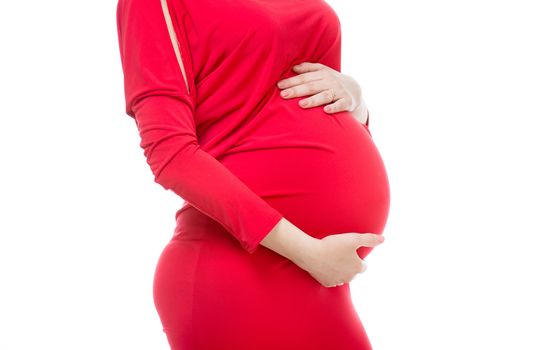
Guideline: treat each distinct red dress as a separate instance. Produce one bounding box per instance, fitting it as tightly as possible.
[116,0,390,348]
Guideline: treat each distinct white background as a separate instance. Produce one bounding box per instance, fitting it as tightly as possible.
[1,0,537,349]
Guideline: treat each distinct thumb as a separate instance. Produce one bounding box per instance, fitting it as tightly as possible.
[359,259,368,273]
[355,233,384,248]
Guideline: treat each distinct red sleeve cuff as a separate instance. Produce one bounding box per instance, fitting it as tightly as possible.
[242,211,284,254]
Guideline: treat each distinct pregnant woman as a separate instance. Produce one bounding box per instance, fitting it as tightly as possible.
[115,0,390,349]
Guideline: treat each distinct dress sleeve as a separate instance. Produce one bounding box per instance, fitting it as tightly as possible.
[116,0,283,253]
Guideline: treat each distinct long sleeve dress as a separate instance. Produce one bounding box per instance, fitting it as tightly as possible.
[116,0,390,349]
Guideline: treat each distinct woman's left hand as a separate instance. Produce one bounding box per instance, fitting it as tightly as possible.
[276,62,364,115]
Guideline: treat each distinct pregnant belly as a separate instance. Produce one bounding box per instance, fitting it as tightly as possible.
[160,94,390,343]
[219,93,391,259]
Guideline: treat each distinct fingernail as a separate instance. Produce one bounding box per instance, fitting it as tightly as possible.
[378,235,385,242]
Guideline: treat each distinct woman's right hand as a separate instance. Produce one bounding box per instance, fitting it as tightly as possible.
[259,218,384,287]
[301,233,385,288]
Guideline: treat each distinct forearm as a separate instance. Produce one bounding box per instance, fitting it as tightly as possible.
[259,217,321,268]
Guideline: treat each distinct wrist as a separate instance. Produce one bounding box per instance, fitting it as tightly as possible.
[290,231,322,270]
[260,217,321,266]
[351,96,369,125]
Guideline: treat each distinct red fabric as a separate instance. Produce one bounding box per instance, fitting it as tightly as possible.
[116,0,283,253]
[116,0,390,348]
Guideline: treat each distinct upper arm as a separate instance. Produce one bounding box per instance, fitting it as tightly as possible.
[116,0,194,119]
[115,0,283,254]
[160,0,190,94]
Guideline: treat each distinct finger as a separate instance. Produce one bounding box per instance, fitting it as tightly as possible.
[298,89,336,109]
[323,96,352,114]
[277,70,324,90]
[355,233,385,248]
[292,62,328,74]
[282,79,330,100]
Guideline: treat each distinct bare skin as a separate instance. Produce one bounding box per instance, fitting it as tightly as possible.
[276,62,370,125]
[161,4,381,288]
[260,217,384,288]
